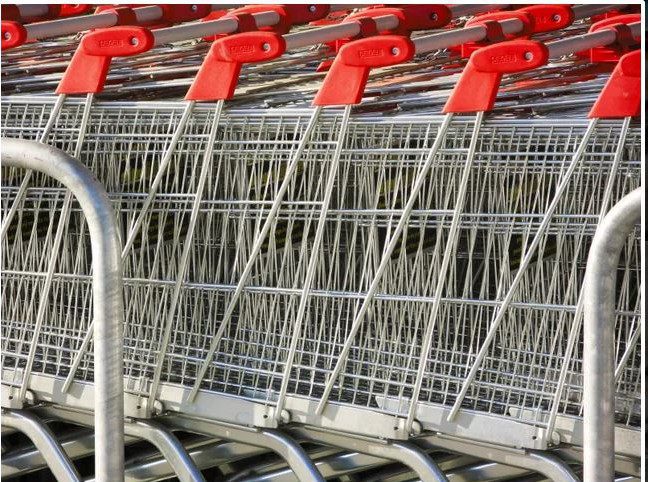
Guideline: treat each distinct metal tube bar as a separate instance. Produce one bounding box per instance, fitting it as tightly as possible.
[17,4,49,18]
[416,435,579,482]
[413,19,523,54]
[124,419,206,482]
[2,429,141,478]
[284,15,399,50]
[2,138,125,482]
[167,417,325,482]
[583,188,641,482]
[1,409,82,482]
[289,427,448,482]
[571,4,627,20]
[448,4,508,17]
[547,22,641,58]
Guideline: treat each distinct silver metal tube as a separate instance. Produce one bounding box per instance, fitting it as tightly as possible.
[1,139,125,482]
[1,409,82,482]
[134,6,165,24]
[284,15,399,50]
[23,6,162,40]
[168,417,325,482]
[417,436,579,482]
[124,420,206,482]
[289,427,448,482]
[413,19,523,54]
[25,12,118,39]
[572,4,626,20]
[583,188,641,482]
[152,12,279,46]
[547,22,641,58]
[448,4,508,17]
[17,4,49,18]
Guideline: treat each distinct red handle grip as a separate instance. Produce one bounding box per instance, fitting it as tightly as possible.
[444,40,550,113]
[344,5,452,35]
[589,49,641,118]
[314,35,416,106]
[1,21,27,50]
[59,5,93,17]
[186,31,287,101]
[57,26,155,94]
[578,14,641,62]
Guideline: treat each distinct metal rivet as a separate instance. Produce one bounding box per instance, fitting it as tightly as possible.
[430,13,438,21]
[391,47,400,55]
[130,37,139,46]
[262,42,271,51]
[524,51,533,61]
[3,32,11,41]
[191,4,198,11]
[308,5,316,12]
[552,14,561,22]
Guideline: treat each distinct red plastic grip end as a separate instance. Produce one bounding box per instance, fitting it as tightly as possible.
[159,4,211,23]
[579,14,641,63]
[444,40,549,113]
[1,5,20,22]
[517,5,574,33]
[283,4,331,24]
[186,31,287,101]
[1,21,27,50]
[589,50,641,119]
[60,4,92,17]
[344,5,452,34]
[56,26,154,95]
[314,35,415,107]
[459,11,535,57]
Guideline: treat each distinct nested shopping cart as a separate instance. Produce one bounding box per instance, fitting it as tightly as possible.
[1,4,643,482]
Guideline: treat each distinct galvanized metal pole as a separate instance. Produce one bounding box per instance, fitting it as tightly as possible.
[583,188,641,482]
[2,138,125,482]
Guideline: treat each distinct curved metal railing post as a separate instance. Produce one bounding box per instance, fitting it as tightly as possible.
[1,408,82,482]
[583,187,642,482]
[1,138,125,482]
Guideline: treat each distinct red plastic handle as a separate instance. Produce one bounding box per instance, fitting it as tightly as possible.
[1,20,27,50]
[457,11,536,57]
[444,39,550,113]
[1,5,20,22]
[344,5,452,34]
[95,4,211,27]
[5,4,62,22]
[314,35,416,106]
[229,5,330,34]
[186,31,287,101]
[517,5,574,33]
[589,49,641,118]
[57,26,155,94]
[159,4,211,23]
[577,14,641,63]
[59,4,93,17]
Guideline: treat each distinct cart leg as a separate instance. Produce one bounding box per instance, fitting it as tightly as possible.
[1,408,82,482]
[125,419,206,482]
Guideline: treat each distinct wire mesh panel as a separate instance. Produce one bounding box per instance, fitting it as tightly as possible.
[1,97,642,448]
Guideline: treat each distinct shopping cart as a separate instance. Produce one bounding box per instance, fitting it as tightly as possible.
[1,4,643,481]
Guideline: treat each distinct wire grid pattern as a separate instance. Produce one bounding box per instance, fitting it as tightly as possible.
[1,97,641,433]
